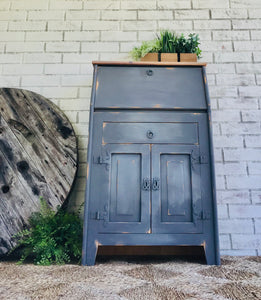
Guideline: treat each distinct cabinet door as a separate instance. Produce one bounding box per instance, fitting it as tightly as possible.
[89,144,150,233]
[151,145,203,233]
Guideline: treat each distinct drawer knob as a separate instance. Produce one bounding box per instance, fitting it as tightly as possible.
[147,130,154,139]
[146,69,153,76]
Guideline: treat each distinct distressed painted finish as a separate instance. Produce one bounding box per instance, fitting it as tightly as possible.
[90,143,150,234]
[95,66,207,110]
[152,145,202,234]
[82,62,220,266]
[0,88,77,255]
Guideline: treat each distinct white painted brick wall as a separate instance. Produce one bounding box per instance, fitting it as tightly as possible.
[0,0,260,256]
[252,191,261,205]
[211,9,247,19]
[217,191,250,204]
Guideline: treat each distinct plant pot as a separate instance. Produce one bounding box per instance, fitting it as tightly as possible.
[179,53,197,62]
[160,53,178,62]
[140,53,158,62]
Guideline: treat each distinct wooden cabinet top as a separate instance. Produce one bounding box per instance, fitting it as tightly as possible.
[92,61,207,67]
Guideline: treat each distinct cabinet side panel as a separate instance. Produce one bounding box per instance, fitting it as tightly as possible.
[82,65,98,266]
[202,66,220,265]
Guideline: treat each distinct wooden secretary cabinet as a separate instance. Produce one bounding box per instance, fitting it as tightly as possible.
[82,61,220,266]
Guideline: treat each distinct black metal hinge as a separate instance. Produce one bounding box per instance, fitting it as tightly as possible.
[93,155,110,170]
[191,151,208,165]
[90,205,108,227]
[95,211,108,220]
[90,210,108,228]
[200,210,211,220]
[194,209,211,220]
[93,155,110,164]
[199,155,208,164]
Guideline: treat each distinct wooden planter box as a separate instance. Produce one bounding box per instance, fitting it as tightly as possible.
[180,53,197,62]
[160,53,178,62]
[140,53,158,62]
[140,53,197,62]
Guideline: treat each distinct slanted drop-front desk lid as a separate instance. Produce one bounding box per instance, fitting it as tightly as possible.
[93,61,208,110]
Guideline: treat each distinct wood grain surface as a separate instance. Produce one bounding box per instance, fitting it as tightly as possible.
[0,88,78,255]
[92,61,207,66]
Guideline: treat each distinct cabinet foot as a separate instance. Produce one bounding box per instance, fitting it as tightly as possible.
[83,240,98,266]
[204,241,220,265]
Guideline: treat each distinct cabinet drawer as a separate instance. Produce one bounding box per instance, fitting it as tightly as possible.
[102,122,198,144]
[95,66,207,109]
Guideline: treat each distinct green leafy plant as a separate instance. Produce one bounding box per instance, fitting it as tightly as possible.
[176,33,201,57]
[130,39,161,60]
[12,197,83,265]
[157,30,178,53]
[175,33,186,54]
[130,30,202,60]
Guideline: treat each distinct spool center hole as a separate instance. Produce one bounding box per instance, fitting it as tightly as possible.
[1,185,10,194]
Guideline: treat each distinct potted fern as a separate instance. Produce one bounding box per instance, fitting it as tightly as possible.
[130,31,201,62]
[10,197,83,265]
[130,39,161,62]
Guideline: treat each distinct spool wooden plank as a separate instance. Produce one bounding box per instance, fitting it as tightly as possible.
[0,88,78,255]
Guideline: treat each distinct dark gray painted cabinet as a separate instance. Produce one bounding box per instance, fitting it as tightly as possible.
[82,62,220,266]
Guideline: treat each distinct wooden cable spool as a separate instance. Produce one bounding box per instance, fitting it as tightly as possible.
[0,88,78,255]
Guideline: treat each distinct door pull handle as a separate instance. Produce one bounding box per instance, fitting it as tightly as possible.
[142,178,151,190]
[152,178,160,190]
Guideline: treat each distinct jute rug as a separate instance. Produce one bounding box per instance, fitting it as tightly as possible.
[0,256,260,299]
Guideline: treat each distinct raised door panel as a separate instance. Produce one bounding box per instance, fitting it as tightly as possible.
[89,144,150,234]
[152,145,203,234]
[109,153,141,222]
[160,154,192,223]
